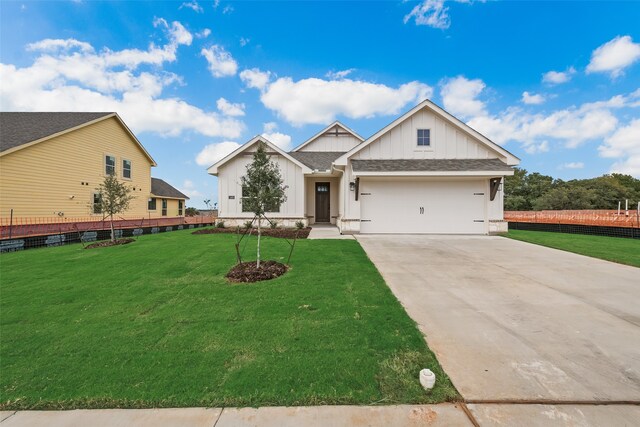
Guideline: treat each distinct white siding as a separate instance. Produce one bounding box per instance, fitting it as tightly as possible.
[217,149,304,219]
[351,107,504,162]
[299,125,362,152]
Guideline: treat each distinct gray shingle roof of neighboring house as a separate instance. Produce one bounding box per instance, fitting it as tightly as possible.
[287,151,346,171]
[151,178,189,200]
[0,112,114,152]
[351,158,513,172]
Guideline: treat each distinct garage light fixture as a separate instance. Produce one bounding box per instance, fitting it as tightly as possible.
[349,181,355,191]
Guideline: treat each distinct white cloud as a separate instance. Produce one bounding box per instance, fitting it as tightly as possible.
[261,122,291,150]
[559,162,584,169]
[404,0,451,29]
[195,28,211,39]
[524,140,549,154]
[196,141,241,166]
[216,97,245,116]
[542,67,576,85]
[258,77,433,126]
[440,76,486,119]
[222,5,233,14]
[521,91,545,105]
[239,68,272,90]
[179,179,203,198]
[599,119,640,176]
[239,37,250,47]
[180,1,203,13]
[326,69,355,80]
[441,76,638,155]
[586,35,640,78]
[201,45,238,77]
[0,20,243,139]
[27,38,94,53]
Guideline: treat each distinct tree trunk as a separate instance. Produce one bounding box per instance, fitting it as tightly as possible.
[256,215,261,269]
[110,214,116,242]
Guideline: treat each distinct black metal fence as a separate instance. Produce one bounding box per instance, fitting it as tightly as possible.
[0,222,214,253]
[508,221,640,239]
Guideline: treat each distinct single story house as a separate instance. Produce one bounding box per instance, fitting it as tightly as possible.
[208,99,520,234]
[0,112,188,220]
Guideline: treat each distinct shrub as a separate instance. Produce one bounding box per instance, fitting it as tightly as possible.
[269,220,279,229]
[243,220,254,230]
[216,220,226,229]
[295,220,305,230]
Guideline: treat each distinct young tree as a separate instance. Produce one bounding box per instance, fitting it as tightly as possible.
[240,142,287,268]
[95,174,135,242]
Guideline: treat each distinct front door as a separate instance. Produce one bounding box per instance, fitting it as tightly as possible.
[315,182,330,223]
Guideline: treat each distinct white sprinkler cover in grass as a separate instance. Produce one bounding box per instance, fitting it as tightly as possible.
[419,369,436,390]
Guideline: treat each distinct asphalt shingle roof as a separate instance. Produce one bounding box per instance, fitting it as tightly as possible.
[351,158,513,173]
[288,151,345,171]
[151,178,189,200]
[0,112,113,152]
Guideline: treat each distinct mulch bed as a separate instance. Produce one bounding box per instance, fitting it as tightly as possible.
[226,260,289,283]
[193,227,311,239]
[85,238,135,249]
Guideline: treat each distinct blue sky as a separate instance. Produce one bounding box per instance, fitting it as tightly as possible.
[1,1,639,208]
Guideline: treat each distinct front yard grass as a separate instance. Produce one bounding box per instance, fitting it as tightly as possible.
[505,229,640,268]
[0,229,458,409]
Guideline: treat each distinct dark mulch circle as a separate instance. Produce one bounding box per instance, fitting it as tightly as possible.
[193,227,311,239]
[226,260,289,283]
[85,238,135,249]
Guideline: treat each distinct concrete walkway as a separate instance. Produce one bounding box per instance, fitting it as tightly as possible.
[307,224,354,239]
[356,234,640,424]
[0,404,472,426]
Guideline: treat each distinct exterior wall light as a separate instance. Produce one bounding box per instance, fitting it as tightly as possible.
[349,181,356,191]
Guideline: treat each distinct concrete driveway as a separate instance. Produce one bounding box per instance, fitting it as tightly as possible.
[357,235,640,423]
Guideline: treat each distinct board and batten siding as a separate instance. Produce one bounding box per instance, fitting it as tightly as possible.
[351,108,506,162]
[217,150,304,219]
[298,128,362,152]
[0,117,154,220]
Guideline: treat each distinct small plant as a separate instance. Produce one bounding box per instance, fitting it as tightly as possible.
[270,220,279,229]
[295,220,305,230]
[243,220,254,230]
[216,220,226,229]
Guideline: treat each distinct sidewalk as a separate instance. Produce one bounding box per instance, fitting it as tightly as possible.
[307,224,354,239]
[0,404,471,427]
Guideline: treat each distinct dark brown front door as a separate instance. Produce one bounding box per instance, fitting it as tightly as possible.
[315,182,330,222]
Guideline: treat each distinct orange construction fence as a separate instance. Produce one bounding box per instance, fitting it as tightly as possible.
[505,210,640,229]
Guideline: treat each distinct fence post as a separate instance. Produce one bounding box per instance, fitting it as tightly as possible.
[9,209,14,240]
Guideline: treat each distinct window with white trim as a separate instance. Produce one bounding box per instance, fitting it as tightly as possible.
[417,129,431,146]
[92,192,102,214]
[122,159,131,179]
[105,155,116,175]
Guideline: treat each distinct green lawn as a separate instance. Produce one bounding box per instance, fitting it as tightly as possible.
[0,229,458,410]
[505,230,640,267]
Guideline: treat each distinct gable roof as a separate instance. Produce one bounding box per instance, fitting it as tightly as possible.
[288,151,345,171]
[334,99,520,166]
[351,158,514,174]
[151,178,189,200]
[207,135,312,175]
[0,112,157,165]
[291,121,364,152]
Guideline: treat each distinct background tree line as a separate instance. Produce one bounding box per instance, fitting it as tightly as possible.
[504,168,640,211]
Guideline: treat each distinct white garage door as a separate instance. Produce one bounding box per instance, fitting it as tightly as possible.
[360,180,487,234]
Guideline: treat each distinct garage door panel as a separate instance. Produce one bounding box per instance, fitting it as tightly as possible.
[360,180,486,234]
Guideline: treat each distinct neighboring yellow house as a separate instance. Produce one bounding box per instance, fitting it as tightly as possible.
[0,112,188,221]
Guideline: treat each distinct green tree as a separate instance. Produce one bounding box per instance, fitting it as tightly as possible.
[95,174,135,242]
[240,142,287,268]
[185,207,200,216]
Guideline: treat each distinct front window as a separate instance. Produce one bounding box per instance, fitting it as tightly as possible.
[105,155,116,175]
[148,198,156,210]
[122,159,131,179]
[241,186,280,213]
[162,199,167,216]
[417,129,431,146]
[92,193,102,214]
[178,200,183,216]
